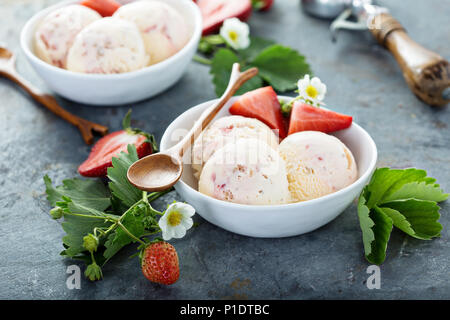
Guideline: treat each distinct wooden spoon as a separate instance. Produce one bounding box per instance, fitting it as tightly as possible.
[0,46,108,144]
[127,63,259,192]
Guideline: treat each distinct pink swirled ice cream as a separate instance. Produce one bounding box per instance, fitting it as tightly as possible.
[113,0,189,65]
[66,17,148,74]
[34,4,101,68]
[198,139,290,205]
[191,115,280,179]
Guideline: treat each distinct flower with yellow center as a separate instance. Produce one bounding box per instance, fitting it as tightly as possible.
[158,202,195,241]
[220,18,250,50]
[297,75,327,106]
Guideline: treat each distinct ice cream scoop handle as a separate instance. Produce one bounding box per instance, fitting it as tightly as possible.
[370,13,450,106]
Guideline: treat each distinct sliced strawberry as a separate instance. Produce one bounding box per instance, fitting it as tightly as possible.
[197,0,252,35]
[80,0,121,17]
[78,130,152,177]
[288,102,353,135]
[229,86,287,138]
[252,0,274,11]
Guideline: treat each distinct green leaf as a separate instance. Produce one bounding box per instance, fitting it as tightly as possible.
[103,204,146,262]
[357,188,393,265]
[44,175,110,211]
[380,181,448,204]
[367,168,429,208]
[238,36,276,63]
[367,206,393,265]
[357,167,447,264]
[62,213,112,257]
[210,48,263,96]
[107,144,142,207]
[250,44,312,92]
[380,199,442,240]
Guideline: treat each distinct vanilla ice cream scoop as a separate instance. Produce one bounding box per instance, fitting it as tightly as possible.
[199,139,290,205]
[113,0,190,65]
[279,131,358,202]
[66,17,148,74]
[34,5,101,68]
[191,115,280,179]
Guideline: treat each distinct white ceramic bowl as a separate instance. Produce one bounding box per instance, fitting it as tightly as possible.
[20,0,202,106]
[161,97,378,238]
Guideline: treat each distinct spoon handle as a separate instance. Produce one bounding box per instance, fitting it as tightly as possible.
[171,63,259,158]
[2,70,108,144]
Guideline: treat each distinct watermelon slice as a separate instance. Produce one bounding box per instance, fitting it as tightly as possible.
[288,102,352,135]
[197,0,252,35]
[229,86,287,138]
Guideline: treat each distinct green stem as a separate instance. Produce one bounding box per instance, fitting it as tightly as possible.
[147,188,172,202]
[193,54,212,65]
[117,221,146,246]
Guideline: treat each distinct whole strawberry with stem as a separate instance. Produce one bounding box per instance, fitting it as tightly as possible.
[141,241,179,285]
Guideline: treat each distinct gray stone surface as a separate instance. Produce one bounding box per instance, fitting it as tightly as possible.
[0,0,449,300]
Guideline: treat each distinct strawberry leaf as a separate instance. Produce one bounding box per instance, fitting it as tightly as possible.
[357,168,447,265]
[237,36,276,63]
[250,44,312,92]
[380,199,442,240]
[107,144,142,207]
[44,175,110,211]
[210,48,263,96]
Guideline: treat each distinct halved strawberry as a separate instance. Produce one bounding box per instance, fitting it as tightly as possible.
[288,102,353,135]
[229,86,287,138]
[80,0,121,17]
[197,0,252,35]
[78,111,156,177]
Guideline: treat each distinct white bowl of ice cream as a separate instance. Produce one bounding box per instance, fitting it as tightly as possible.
[160,96,377,238]
[20,0,202,105]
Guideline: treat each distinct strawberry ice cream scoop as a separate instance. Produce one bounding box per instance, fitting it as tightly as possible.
[191,115,280,179]
[199,139,290,205]
[113,1,189,65]
[66,17,148,74]
[279,131,358,202]
[34,5,101,68]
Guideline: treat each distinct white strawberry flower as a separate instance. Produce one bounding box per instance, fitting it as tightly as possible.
[297,75,327,105]
[158,202,195,241]
[220,18,250,50]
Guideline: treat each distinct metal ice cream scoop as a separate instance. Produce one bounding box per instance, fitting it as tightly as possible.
[301,0,450,106]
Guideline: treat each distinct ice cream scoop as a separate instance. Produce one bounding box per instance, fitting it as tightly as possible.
[34,4,101,68]
[66,17,148,74]
[191,115,279,179]
[279,131,357,202]
[199,138,290,205]
[113,0,189,65]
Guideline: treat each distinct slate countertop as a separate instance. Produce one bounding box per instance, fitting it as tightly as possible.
[0,0,449,299]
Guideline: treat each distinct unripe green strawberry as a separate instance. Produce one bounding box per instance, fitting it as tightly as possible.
[83,234,99,253]
[50,207,63,219]
[141,242,179,285]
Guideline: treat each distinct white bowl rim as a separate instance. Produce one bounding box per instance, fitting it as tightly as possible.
[20,0,202,79]
[162,96,378,210]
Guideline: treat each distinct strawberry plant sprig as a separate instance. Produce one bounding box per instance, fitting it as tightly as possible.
[45,116,196,284]
[194,18,312,96]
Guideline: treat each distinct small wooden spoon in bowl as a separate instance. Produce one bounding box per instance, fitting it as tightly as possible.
[127,63,258,192]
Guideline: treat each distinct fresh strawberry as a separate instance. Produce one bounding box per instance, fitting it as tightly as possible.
[141,241,179,285]
[229,86,287,138]
[252,0,274,11]
[288,102,353,135]
[197,0,252,35]
[80,0,121,17]
[78,111,156,177]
